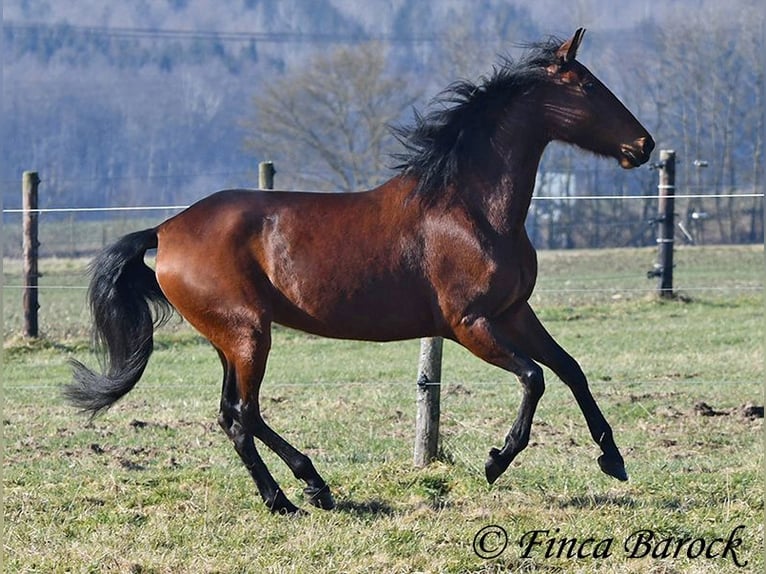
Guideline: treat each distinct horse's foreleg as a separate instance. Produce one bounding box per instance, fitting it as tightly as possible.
[501,303,627,481]
[452,315,546,484]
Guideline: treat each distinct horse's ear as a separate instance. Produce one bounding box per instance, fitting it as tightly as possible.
[557,28,586,63]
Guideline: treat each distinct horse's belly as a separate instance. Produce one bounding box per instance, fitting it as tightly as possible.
[270,278,436,342]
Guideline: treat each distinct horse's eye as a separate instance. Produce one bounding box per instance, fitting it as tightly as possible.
[581,81,596,94]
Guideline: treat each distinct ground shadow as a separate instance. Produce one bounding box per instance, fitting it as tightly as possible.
[555,493,638,509]
[335,498,395,517]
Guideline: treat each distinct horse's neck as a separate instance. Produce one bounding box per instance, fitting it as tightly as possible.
[469,137,547,237]
[457,94,549,236]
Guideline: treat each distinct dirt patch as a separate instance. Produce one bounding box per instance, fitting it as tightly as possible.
[444,383,472,397]
[654,401,763,420]
[738,403,765,419]
[694,401,763,419]
[693,401,728,417]
[129,419,172,431]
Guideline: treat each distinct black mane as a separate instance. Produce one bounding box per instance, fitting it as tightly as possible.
[393,37,564,200]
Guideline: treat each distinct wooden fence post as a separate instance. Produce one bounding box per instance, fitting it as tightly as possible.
[656,150,676,298]
[414,336,442,467]
[22,171,41,338]
[259,161,275,190]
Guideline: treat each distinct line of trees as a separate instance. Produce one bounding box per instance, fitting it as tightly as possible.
[2,3,762,248]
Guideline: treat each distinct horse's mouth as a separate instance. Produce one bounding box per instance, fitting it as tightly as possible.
[619,150,642,169]
[619,137,654,169]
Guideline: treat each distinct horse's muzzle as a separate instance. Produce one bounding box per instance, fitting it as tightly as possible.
[619,136,655,169]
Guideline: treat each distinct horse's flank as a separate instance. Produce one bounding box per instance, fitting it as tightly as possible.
[156,180,445,343]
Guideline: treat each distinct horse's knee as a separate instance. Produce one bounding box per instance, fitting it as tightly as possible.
[236,400,261,430]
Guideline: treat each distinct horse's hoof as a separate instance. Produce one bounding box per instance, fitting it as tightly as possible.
[598,455,628,481]
[267,492,302,515]
[304,485,336,510]
[485,448,509,485]
[269,502,303,515]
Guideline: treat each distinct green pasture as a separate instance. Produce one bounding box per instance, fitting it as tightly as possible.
[3,245,764,573]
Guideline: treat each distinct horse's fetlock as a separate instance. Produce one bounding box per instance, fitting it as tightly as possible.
[292,453,317,481]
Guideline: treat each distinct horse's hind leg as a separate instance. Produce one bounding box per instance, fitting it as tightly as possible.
[245,406,335,509]
[502,303,627,481]
[223,325,335,511]
[215,349,299,514]
[250,416,335,510]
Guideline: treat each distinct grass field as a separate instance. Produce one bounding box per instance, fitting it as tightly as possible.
[3,245,764,573]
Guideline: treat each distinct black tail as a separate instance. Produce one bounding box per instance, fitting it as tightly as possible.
[65,228,173,416]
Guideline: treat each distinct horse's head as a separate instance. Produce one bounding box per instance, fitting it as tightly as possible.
[540,28,654,169]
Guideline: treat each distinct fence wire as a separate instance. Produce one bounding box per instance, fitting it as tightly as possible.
[2,191,763,258]
[2,192,762,214]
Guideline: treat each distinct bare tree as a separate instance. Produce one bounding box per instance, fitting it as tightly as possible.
[243,42,420,191]
[630,5,764,244]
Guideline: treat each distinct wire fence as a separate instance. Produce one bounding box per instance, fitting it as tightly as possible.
[2,192,763,213]
[3,191,763,258]
[2,192,763,350]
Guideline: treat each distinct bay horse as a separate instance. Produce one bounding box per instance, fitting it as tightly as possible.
[67,29,654,514]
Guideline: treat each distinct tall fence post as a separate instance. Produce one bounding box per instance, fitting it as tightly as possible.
[414,336,442,467]
[22,171,41,338]
[656,150,676,298]
[259,161,275,190]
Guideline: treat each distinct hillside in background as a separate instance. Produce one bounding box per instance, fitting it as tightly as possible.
[2,0,539,208]
[1,0,763,246]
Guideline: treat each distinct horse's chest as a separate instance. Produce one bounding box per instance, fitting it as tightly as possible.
[437,234,538,317]
[489,244,538,307]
